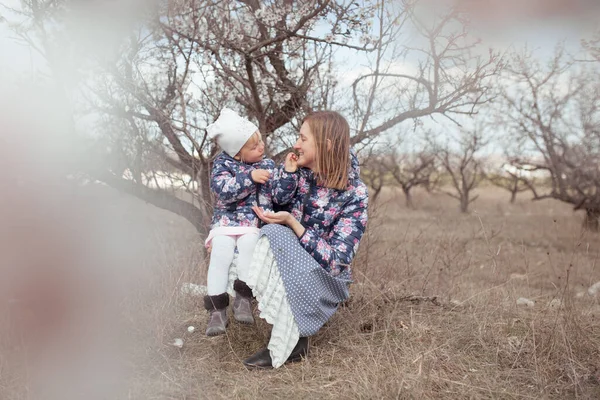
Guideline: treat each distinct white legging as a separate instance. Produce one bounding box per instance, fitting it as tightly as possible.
[206,233,259,296]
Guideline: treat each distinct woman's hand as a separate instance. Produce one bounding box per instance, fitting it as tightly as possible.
[253,206,306,238]
[284,152,298,173]
[253,206,293,225]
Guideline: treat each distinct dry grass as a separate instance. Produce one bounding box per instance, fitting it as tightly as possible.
[2,185,600,399]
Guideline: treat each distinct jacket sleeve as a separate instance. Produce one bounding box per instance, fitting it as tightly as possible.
[272,164,299,205]
[298,185,369,275]
[210,158,256,204]
[257,159,276,212]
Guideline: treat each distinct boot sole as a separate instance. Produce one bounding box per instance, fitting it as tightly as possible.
[234,317,255,325]
[286,354,305,363]
[244,363,273,370]
[206,322,228,337]
[243,353,307,369]
[206,330,227,337]
[243,357,304,370]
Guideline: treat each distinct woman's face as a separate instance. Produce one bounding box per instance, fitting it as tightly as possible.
[293,122,317,170]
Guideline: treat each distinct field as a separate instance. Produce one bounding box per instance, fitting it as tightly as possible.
[2,184,600,399]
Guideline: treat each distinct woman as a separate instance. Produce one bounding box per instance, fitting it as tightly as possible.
[243,110,369,368]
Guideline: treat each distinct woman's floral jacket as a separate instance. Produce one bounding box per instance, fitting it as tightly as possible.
[273,151,368,277]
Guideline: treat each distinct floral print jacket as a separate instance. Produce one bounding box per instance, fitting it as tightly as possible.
[210,152,275,229]
[272,151,368,277]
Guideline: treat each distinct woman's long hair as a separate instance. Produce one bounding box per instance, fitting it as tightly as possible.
[303,111,350,190]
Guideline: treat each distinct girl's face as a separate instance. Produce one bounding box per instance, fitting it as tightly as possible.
[293,122,317,170]
[238,132,265,163]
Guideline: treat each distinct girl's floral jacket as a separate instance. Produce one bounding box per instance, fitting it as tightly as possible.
[210,152,275,229]
[273,151,368,277]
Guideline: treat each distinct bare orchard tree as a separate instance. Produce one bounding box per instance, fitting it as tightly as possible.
[6,0,502,235]
[484,163,537,204]
[360,148,390,204]
[382,145,437,208]
[360,138,437,207]
[498,46,600,231]
[8,0,383,235]
[431,129,487,213]
[349,3,502,145]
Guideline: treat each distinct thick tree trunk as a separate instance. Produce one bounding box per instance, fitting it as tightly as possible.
[371,187,382,204]
[583,208,600,232]
[403,187,414,209]
[510,190,517,204]
[460,194,469,213]
[424,180,433,193]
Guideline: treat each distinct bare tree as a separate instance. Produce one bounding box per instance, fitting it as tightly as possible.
[5,0,502,235]
[382,147,436,208]
[432,129,487,213]
[484,164,537,204]
[7,0,384,235]
[497,46,600,231]
[360,149,389,204]
[360,138,438,207]
[350,4,502,144]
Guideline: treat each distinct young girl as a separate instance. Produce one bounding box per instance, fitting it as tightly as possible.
[204,108,274,336]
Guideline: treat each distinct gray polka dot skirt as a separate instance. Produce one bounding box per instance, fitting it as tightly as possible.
[258,224,351,337]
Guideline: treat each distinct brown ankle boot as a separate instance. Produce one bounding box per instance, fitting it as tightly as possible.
[203,293,229,336]
[232,280,254,324]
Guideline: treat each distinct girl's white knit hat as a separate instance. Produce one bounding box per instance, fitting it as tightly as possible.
[206,108,258,157]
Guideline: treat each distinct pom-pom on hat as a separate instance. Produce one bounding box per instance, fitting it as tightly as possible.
[206,108,258,157]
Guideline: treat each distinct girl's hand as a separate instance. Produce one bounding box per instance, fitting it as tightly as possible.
[253,206,293,225]
[251,169,270,184]
[284,152,298,173]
